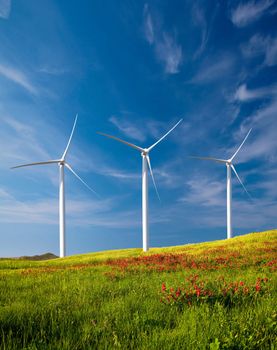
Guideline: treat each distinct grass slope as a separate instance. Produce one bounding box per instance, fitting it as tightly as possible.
[0,230,276,349]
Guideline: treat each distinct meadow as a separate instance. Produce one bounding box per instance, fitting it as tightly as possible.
[0,230,276,349]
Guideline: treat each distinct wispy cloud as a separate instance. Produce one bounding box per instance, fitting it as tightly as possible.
[191,2,219,59]
[190,55,235,84]
[143,3,154,44]
[241,33,277,67]
[196,199,277,229]
[233,97,277,163]
[109,115,146,142]
[230,0,274,27]
[0,63,38,95]
[101,166,140,181]
[37,65,69,75]
[155,33,183,74]
[175,172,275,230]
[93,154,184,191]
[241,34,269,58]
[0,188,13,200]
[143,4,182,74]
[0,188,117,226]
[97,116,185,189]
[108,115,183,147]
[265,36,277,66]
[0,116,51,167]
[234,83,277,101]
[0,192,58,225]
[0,187,164,229]
[192,3,207,58]
[154,162,184,189]
[180,176,225,207]
[0,0,11,19]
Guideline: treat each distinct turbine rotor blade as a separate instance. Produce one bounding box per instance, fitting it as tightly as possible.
[64,163,99,197]
[189,156,227,164]
[62,114,78,160]
[231,164,252,200]
[147,119,183,152]
[97,132,144,152]
[146,154,161,201]
[11,160,61,169]
[230,128,252,161]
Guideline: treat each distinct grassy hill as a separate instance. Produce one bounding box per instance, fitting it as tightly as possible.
[0,230,276,349]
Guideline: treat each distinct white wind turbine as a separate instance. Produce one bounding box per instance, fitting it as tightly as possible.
[11,115,98,258]
[191,128,252,239]
[98,119,182,252]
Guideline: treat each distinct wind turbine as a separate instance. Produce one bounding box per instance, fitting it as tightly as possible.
[11,115,98,258]
[191,128,252,239]
[98,119,182,252]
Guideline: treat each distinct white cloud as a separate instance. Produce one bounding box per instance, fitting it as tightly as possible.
[175,171,277,230]
[197,199,277,229]
[231,0,274,27]
[37,65,69,75]
[265,36,277,66]
[233,99,277,163]
[109,115,146,142]
[155,32,183,74]
[143,4,154,44]
[191,55,235,84]
[0,188,13,199]
[180,176,225,207]
[240,98,277,126]
[142,4,182,74]
[192,5,208,59]
[255,175,277,198]
[0,189,115,226]
[0,0,11,19]
[241,34,269,58]
[234,83,277,101]
[0,64,38,95]
[154,163,183,189]
[101,166,140,181]
[191,2,219,59]
[0,195,58,225]
[241,34,277,67]
[108,115,183,147]
[0,116,51,167]
[0,186,167,229]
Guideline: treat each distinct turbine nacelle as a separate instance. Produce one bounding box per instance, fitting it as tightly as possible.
[141,150,149,156]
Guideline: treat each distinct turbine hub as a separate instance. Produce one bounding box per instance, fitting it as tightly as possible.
[141,149,148,156]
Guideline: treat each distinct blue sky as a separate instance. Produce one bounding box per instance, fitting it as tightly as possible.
[0,0,276,257]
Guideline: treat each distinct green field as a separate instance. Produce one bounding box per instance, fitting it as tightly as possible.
[0,230,276,349]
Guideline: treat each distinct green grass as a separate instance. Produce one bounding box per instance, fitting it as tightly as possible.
[0,230,276,349]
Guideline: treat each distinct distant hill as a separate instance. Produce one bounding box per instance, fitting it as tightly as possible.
[18,252,58,261]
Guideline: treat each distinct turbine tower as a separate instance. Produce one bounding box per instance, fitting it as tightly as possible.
[191,128,252,239]
[98,119,182,252]
[11,115,98,257]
